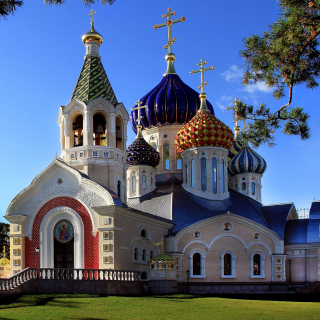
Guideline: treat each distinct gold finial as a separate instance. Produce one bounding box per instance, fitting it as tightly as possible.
[226,97,241,139]
[131,100,147,139]
[226,98,252,144]
[88,9,97,30]
[2,246,5,258]
[190,58,214,112]
[154,8,186,74]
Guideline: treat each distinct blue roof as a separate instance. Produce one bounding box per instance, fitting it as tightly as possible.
[285,219,308,244]
[262,203,293,240]
[309,201,320,219]
[130,74,214,134]
[127,183,294,239]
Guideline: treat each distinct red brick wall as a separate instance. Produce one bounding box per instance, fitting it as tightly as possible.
[25,197,99,269]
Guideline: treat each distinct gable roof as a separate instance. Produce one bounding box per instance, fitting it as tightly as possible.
[71,56,118,105]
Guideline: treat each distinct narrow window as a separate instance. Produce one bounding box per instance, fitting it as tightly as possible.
[242,182,246,191]
[150,251,154,259]
[132,176,137,193]
[253,254,260,275]
[163,143,170,170]
[117,180,121,199]
[73,114,83,147]
[191,159,195,188]
[142,249,146,262]
[212,157,217,194]
[185,163,188,185]
[140,229,147,238]
[141,271,147,280]
[176,153,182,170]
[193,253,201,276]
[151,176,153,185]
[116,116,123,150]
[221,159,225,192]
[142,175,147,190]
[134,248,138,261]
[224,253,232,276]
[201,157,207,191]
[252,182,255,195]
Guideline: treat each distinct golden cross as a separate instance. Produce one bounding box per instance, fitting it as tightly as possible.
[88,9,97,28]
[190,59,214,94]
[226,98,240,139]
[131,100,147,127]
[154,8,186,54]
[132,100,147,138]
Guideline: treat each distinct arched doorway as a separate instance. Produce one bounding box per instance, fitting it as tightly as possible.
[53,219,74,268]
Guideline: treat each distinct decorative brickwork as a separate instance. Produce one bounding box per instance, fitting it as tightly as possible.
[25,197,99,269]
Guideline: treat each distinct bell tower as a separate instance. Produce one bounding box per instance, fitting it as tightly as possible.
[57,11,129,201]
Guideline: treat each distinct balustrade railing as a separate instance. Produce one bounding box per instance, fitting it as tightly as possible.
[0,268,140,292]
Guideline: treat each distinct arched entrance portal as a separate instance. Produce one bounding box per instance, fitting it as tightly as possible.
[53,219,74,268]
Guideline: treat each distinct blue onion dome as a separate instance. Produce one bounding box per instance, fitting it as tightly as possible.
[227,140,244,161]
[126,138,160,168]
[130,74,215,134]
[228,146,267,176]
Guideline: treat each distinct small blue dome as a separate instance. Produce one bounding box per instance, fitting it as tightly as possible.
[126,137,160,168]
[130,74,215,133]
[228,140,243,161]
[228,146,267,176]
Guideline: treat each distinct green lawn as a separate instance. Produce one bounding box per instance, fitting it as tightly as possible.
[0,294,319,320]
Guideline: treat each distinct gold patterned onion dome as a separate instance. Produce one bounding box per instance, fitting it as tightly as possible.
[82,26,103,44]
[175,111,234,154]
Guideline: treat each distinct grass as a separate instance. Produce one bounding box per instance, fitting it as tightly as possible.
[0,294,319,320]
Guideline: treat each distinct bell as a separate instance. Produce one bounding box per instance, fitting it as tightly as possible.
[95,124,104,134]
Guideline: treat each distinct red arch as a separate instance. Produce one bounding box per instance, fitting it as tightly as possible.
[25,197,99,269]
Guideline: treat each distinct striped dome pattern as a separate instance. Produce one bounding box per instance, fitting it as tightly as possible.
[228,146,267,176]
[126,138,160,168]
[175,111,234,154]
[228,140,244,161]
[130,74,215,134]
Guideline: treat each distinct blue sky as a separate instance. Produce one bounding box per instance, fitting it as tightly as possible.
[0,0,319,222]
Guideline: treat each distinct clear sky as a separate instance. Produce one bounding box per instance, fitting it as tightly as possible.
[0,0,319,223]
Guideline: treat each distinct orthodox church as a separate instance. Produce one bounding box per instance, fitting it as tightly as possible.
[5,9,320,291]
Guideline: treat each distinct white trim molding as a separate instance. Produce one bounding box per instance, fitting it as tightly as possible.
[220,249,236,279]
[189,249,206,278]
[250,250,266,279]
[39,206,84,269]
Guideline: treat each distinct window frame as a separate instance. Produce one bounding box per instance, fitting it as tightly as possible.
[220,250,236,279]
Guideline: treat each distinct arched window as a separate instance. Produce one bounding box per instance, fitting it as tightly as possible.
[151,176,153,186]
[117,180,121,199]
[116,116,123,150]
[185,163,188,185]
[150,250,154,259]
[163,143,170,170]
[93,113,106,146]
[176,153,182,170]
[253,254,260,275]
[191,159,196,188]
[212,157,217,194]
[252,182,255,195]
[220,250,236,278]
[142,175,147,190]
[140,271,148,280]
[201,157,207,191]
[250,251,265,278]
[134,248,138,261]
[73,114,83,147]
[142,249,146,262]
[242,182,246,191]
[132,176,137,193]
[193,253,201,276]
[189,249,205,278]
[221,159,225,192]
[140,229,147,238]
[224,253,231,276]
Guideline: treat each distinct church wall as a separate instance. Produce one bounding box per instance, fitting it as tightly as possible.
[285,245,320,282]
[173,215,279,282]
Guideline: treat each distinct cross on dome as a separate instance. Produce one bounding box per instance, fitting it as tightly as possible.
[190,59,215,95]
[154,8,185,55]
[88,9,97,29]
[190,58,214,112]
[131,100,147,138]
